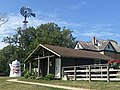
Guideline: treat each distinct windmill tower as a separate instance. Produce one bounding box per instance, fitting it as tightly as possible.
[20,6,35,30]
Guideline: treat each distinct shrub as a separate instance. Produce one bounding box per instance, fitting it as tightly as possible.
[44,74,54,80]
[36,77,44,80]
[28,76,35,79]
[24,71,32,79]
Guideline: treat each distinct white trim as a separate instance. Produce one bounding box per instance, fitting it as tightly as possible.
[40,44,61,57]
[25,45,40,62]
[74,43,83,49]
[105,43,115,51]
[25,44,61,62]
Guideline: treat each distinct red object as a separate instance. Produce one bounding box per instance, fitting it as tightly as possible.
[108,60,120,64]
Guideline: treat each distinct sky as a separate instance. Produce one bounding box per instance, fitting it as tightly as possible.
[0,0,120,49]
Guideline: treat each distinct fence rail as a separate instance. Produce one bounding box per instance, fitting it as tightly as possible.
[62,64,120,82]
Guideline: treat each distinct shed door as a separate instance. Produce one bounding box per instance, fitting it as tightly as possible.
[55,58,61,78]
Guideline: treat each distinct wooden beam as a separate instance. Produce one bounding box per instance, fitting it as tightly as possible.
[24,63,26,72]
[35,55,55,60]
[47,57,50,75]
[29,60,32,73]
[43,49,45,57]
[107,65,110,82]
[89,65,91,82]
[74,66,76,80]
[38,55,40,77]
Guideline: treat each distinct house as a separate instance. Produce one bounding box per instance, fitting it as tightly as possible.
[24,44,112,78]
[75,37,120,59]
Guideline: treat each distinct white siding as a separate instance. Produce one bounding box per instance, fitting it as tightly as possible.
[74,43,83,49]
[105,43,115,51]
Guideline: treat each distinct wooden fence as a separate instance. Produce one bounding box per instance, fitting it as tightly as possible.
[62,64,120,82]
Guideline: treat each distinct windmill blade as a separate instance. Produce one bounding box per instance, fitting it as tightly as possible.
[30,13,36,17]
[20,6,32,17]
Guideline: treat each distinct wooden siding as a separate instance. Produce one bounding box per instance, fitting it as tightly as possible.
[61,58,108,67]
[104,51,120,59]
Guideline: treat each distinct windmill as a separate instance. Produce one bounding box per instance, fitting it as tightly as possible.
[20,6,36,30]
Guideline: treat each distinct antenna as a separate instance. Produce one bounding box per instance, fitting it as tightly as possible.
[20,6,35,30]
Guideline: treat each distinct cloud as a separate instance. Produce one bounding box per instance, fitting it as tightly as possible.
[1,11,120,49]
[67,1,87,10]
[74,23,120,42]
[81,31,114,37]
[0,12,83,50]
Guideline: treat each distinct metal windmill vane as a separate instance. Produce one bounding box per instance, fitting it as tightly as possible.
[20,6,36,30]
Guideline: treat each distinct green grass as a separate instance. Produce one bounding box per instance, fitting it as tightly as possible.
[19,78,120,90]
[2,76,120,90]
[0,77,64,90]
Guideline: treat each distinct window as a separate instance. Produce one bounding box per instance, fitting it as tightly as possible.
[108,44,110,49]
[77,44,79,49]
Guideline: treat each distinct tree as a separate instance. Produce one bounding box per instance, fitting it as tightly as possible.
[1,22,76,75]
[2,22,76,73]
[0,45,18,75]
[3,22,76,49]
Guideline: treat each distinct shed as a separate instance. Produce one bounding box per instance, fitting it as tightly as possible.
[24,44,112,78]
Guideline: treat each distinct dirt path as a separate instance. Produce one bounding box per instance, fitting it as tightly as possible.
[7,79,90,90]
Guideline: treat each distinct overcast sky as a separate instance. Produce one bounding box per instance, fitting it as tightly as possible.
[0,0,120,49]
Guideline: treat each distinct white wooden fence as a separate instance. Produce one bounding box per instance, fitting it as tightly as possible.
[62,64,120,82]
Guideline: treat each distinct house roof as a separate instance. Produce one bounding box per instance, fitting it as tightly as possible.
[25,44,112,62]
[78,40,117,52]
[111,42,120,52]
[97,40,109,50]
[79,41,98,51]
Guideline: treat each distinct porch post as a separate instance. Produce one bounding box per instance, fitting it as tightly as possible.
[47,57,50,75]
[38,55,40,77]
[23,63,26,71]
[29,60,32,73]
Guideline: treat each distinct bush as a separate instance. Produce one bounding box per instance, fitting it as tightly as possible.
[44,74,54,80]
[36,77,44,80]
[28,76,35,79]
[24,71,32,79]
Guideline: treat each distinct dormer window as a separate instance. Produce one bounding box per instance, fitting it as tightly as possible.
[77,44,79,49]
[108,44,110,49]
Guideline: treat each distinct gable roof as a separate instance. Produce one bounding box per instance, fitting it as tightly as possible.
[76,40,117,52]
[78,41,98,51]
[25,44,112,62]
[111,42,120,52]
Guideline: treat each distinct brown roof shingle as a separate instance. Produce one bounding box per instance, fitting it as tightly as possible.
[25,44,113,62]
[44,44,112,60]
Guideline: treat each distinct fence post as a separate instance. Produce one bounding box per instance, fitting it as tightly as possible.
[74,66,76,80]
[107,65,110,82]
[101,66,103,78]
[89,65,91,82]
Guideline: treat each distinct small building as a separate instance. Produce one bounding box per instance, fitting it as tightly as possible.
[24,44,112,78]
[75,37,120,59]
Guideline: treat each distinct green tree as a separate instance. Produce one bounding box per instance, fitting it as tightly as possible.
[0,45,17,75]
[3,22,76,50]
[1,22,76,75]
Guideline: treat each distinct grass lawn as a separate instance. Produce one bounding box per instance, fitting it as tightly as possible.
[0,77,64,90]
[19,78,120,90]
